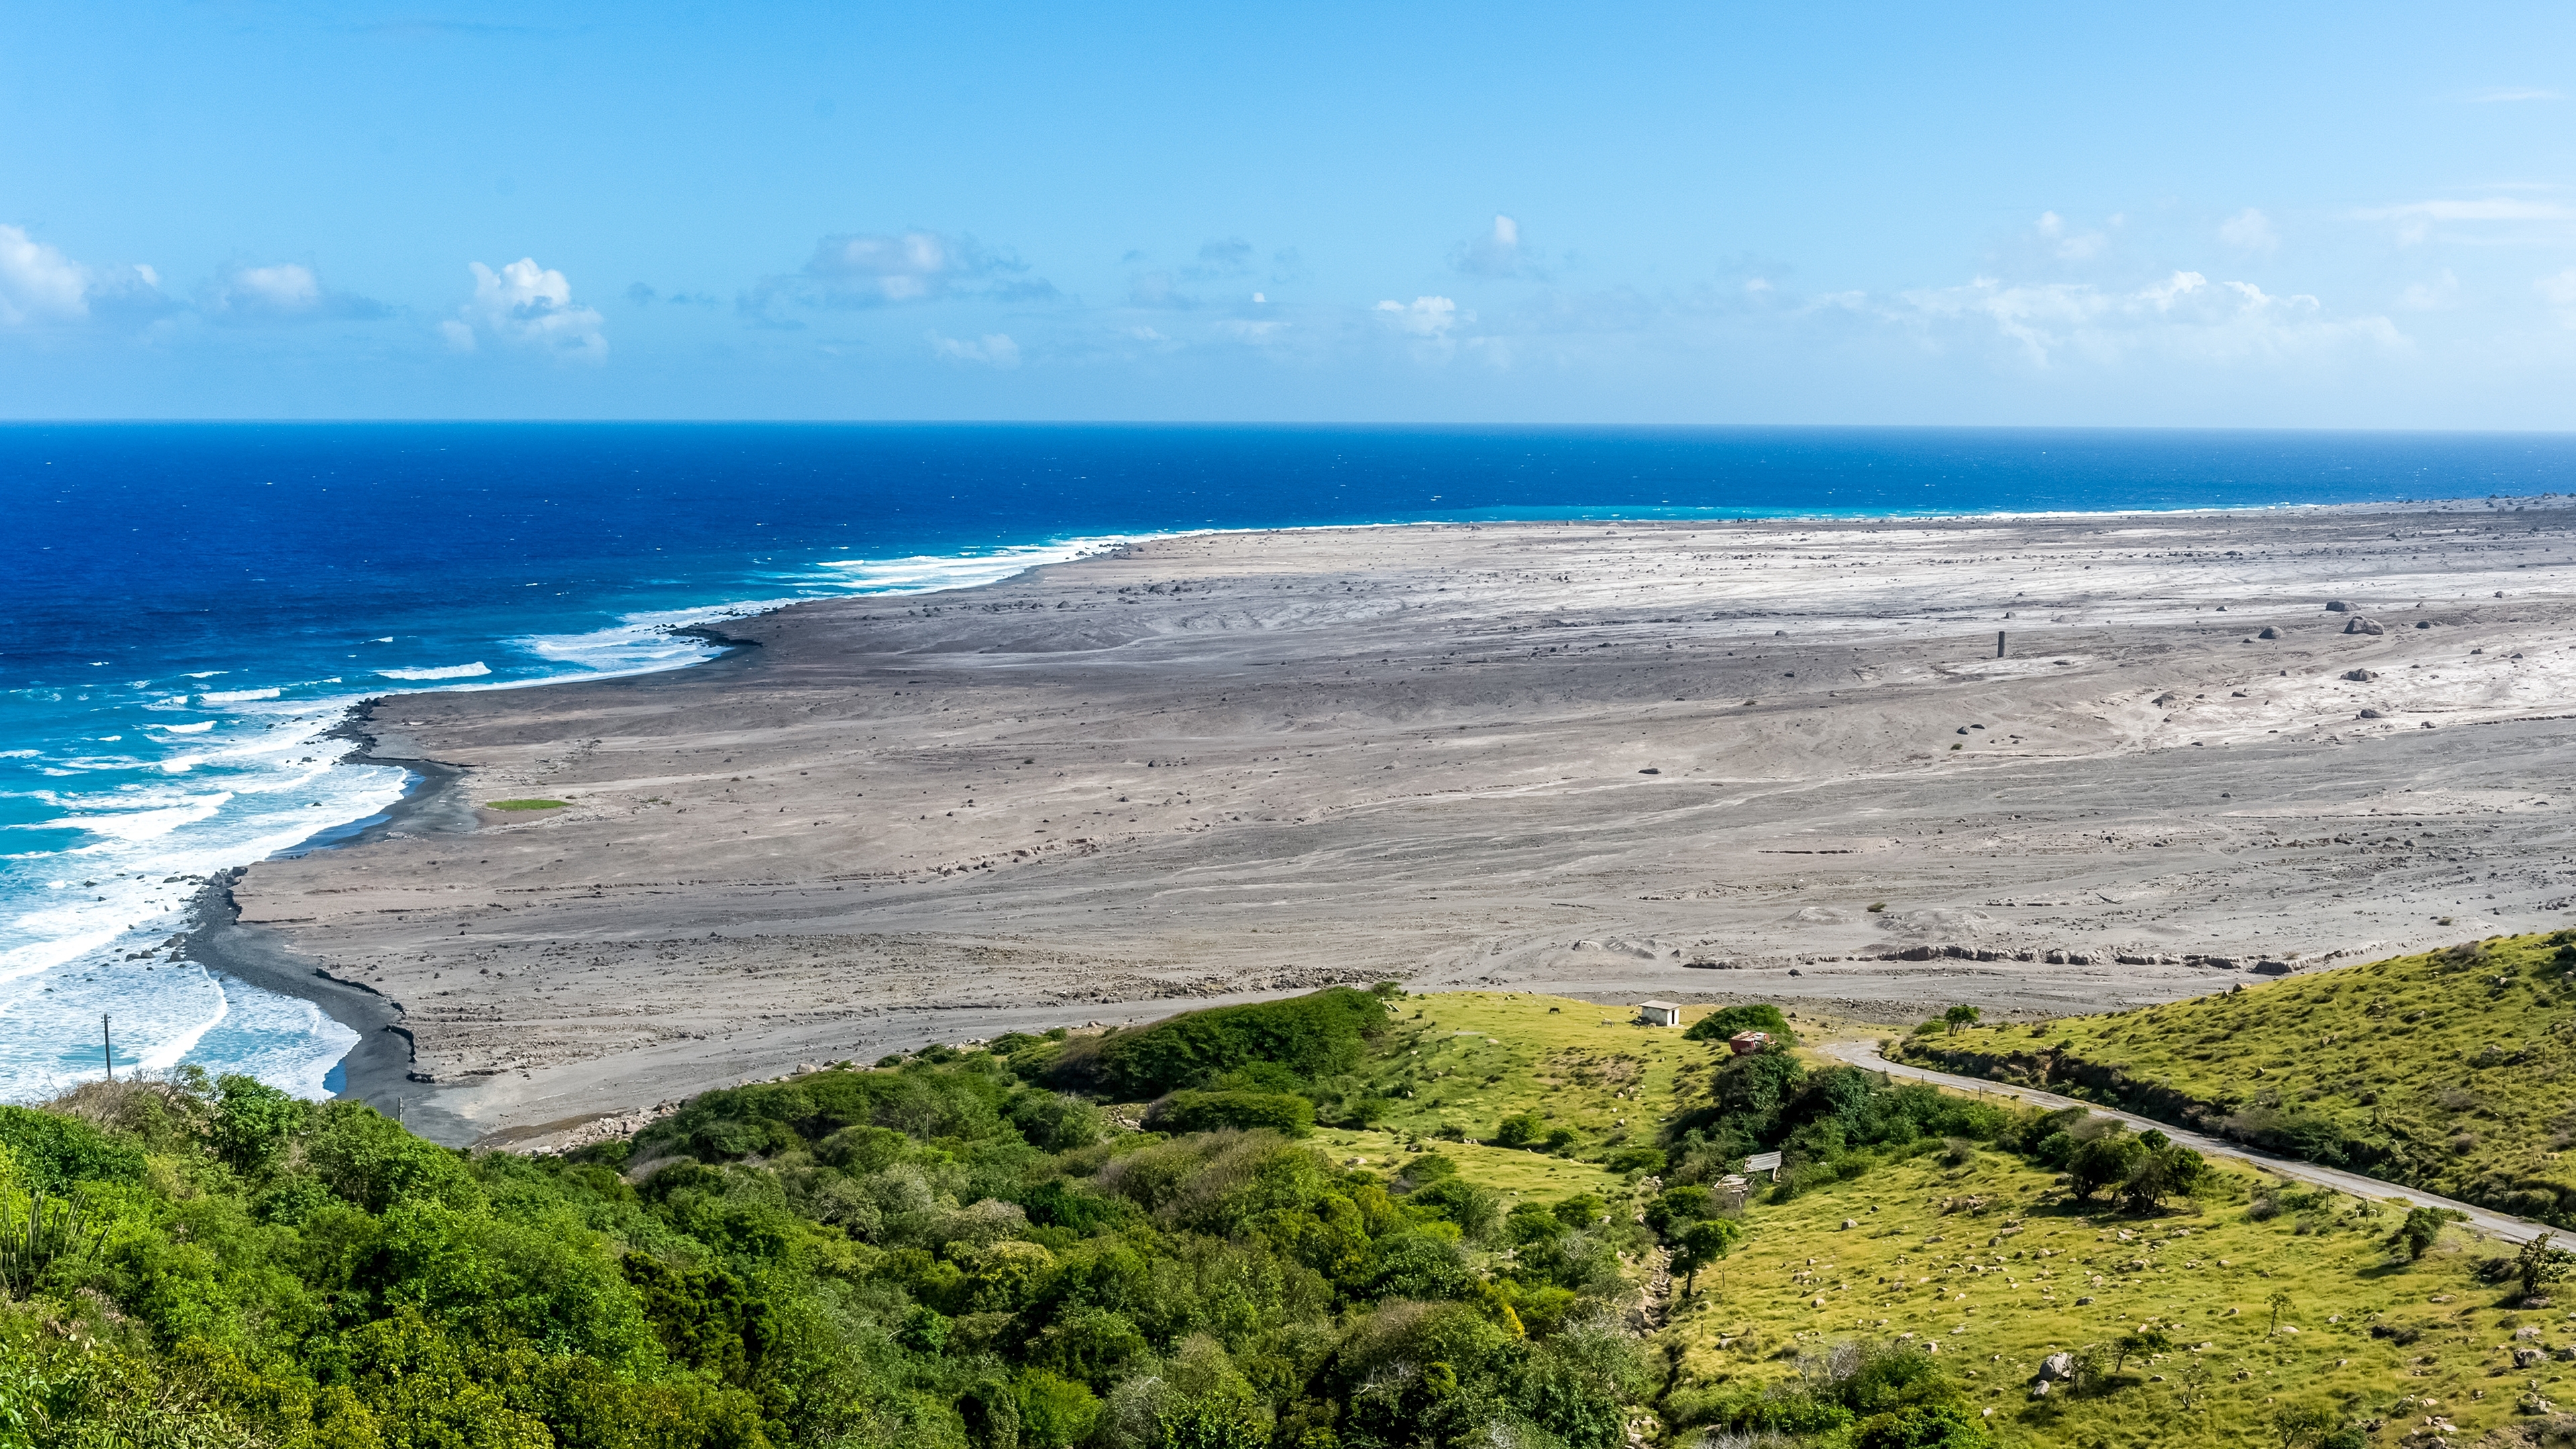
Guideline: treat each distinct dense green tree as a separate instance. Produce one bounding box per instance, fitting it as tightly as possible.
[1681,1004,1796,1046]
[2387,1205,2465,1261]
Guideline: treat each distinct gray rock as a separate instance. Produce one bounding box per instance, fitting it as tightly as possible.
[2415,620,2432,629]
[2325,600,2351,612]
[2344,616,2383,635]
[2517,1347,2546,1369]
[2253,960,2292,975]
[2039,1352,2075,1381]
[2344,668,2378,682]
[2257,626,2281,639]
[2359,708,2384,720]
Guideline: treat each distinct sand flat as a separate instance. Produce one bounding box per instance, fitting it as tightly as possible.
[223,505,2576,1143]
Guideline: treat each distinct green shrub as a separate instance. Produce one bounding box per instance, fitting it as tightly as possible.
[1145,1089,1316,1137]
[1014,1367,1102,1447]
[1683,1003,1796,1046]
[210,1073,303,1175]
[1049,987,1391,1097]
[0,1105,144,1189]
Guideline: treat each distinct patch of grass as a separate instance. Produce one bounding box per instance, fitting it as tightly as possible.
[1348,991,1750,1165]
[1895,930,2576,1224]
[1661,1146,2535,1446]
[485,798,568,810]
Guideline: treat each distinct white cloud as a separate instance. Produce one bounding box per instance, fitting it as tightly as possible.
[1892,269,2403,367]
[2035,211,2112,260]
[1213,317,1287,345]
[2540,270,2576,327]
[815,231,964,303]
[1451,215,1540,278]
[0,225,91,325]
[927,331,1020,367]
[0,223,165,327]
[199,262,389,323]
[742,230,1051,323]
[446,258,606,362]
[1375,294,1465,338]
[2218,208,2278,252]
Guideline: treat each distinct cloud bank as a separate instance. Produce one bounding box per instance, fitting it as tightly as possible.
[0,225,166,327]
[199,262,390,323]
[439,258,607,362]
[739,230,1054,325]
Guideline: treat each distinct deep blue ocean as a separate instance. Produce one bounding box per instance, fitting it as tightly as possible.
[6,423,2575,1101]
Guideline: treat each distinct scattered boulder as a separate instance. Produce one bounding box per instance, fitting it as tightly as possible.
[2344,617,2383,635]
[2257,626,2281,639]
[2324,600,2351,612]
[2518,1347,2548,1370]
[2038,1352,2076,1382]
[2253,960,2293,975]
[2358,708,2384,720]
[2415,620,2432,629]
[2343,668,2378,682]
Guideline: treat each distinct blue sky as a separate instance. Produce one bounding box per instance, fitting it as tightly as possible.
[5,1,2574,425]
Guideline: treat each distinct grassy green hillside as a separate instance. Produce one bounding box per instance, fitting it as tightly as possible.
[1892,930,2576,1225]
[3,982,2536,1448]
[0,987,1686,1449]
[1660,1138,2529,1449]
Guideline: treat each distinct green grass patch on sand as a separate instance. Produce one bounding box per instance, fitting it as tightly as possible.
[1660,1143,2553,1447]
[484,798,568,810]
[1895,929,2576,1226]
[1344,990,1786,1159]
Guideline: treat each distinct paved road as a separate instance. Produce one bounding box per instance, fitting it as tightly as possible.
[1823,1040,2551,1246]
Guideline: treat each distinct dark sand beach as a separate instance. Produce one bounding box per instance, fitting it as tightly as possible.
[221,504,2576,1146]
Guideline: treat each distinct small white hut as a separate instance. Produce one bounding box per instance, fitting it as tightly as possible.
[1638,1000,1681,1028]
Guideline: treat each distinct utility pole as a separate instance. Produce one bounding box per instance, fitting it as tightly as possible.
[102,1014,113,1081]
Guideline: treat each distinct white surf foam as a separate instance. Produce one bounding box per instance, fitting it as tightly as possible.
[0,531,1138,1104]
